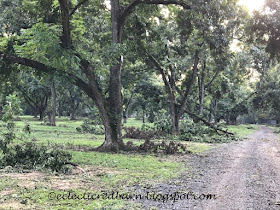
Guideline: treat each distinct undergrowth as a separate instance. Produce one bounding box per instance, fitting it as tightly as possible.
[0,94,72,173]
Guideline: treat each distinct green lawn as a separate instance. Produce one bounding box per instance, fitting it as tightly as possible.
[224,124,257,137]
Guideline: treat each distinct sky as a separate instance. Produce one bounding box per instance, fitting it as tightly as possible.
[238,0,265,14]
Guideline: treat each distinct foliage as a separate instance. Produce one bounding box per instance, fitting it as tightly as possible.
[180,130,240,143]
[138,140,186,154]
[0,142,72,173]
[154,116,173,134]
[123,125,165,140]
[252,63,280,121]
[274,127,280,134]
[1,93,22,122]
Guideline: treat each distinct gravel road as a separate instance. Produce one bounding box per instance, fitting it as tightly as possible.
[133,126,280,210]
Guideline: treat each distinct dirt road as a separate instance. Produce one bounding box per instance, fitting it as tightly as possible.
[134,126,280,210]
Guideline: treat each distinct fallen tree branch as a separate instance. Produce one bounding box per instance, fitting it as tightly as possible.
[185,109,234,136]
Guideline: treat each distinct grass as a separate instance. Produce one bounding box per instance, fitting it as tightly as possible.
[184,142,213,153]
[224,124,257,137]
[268,125,280,135]
[0,116,255,209]
[71,151,182,184]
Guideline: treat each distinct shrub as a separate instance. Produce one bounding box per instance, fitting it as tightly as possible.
[1,94,23,122]
[76,118,105,135]
[122,126,165,140]
[0,142,72,172]
[138,140,187,154]
[274,128,280,134]
[154,118,172,134]
[0,95,73,173]
[180,132,239,143]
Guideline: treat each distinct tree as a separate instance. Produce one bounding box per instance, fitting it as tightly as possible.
[0,0,194,151]
[126,0,247,134]
[248,0,280,123]
[250,0,280,59]
[16,72,51,120]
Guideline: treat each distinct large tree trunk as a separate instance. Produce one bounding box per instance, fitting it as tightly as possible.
[97,0,125,151]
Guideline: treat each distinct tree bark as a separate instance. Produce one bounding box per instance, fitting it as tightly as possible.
[39,110,45,121]
[170,103,180,135]
[49,80,57,126]
[69,89,80,120]
[58,0,72,48]
[209,99,216,123]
